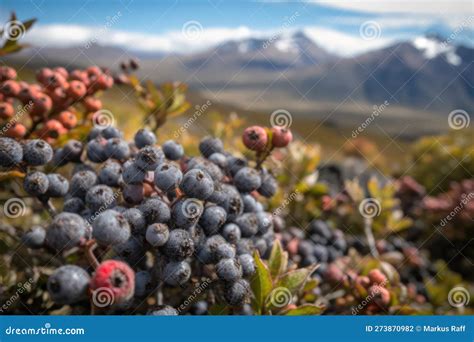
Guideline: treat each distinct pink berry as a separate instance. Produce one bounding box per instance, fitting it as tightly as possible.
[242,126,268,152]
[90,260,135,306]
[368,269,387,286]
[271,126,293,148]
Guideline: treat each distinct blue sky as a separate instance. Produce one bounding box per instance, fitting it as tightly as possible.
[1,0,472,56]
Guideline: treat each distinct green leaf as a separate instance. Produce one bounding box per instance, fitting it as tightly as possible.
[284,304,324,316]
[278,264,318,295]
[250,251,273,313]
[268,240,288,279]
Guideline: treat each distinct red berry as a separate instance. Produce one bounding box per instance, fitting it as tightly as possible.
[69,70,90,86]
[271,126,293,148]
[54,67,69,79]
[41,119,66,142]
[44,73,67,91]
[30,93,53,117]
[242,126,268,152]
[368,269,387,286]
[17,84,38,104]
[0,102,14,119]
[90,260,135,306]
[325,264,344,283]
[36,68,54,84]
[0,66,17,81]
[0,80,21,97]
[67,80,87,100]
[5,123,26,138]
[369,285,391,307]
[58,110,78,129]
[83,96,102,112]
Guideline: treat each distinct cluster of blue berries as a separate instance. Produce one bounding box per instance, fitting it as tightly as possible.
[0,124,283,314]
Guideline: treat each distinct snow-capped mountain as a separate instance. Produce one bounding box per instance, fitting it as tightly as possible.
[412,35,462,66]
[6,32,474,114]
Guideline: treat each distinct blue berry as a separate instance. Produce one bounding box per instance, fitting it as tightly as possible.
[197,235,226,264]
[154,162,182,192]
[162,229,194,261]
[62,139,83,163]
[216,258,242,281]
[85,185,117,212]
[146,223,170,247]
[98,160,122,187]
[208,152,227,169]
[221,223,241,244]
[92,209,131,246]
[226,156,248,177]
[22,226,46,249]
[309,220,332,240]
[190,301,208,315]
[216,243,236,259]
[256,212,273,235]
[163,260,191,286]
[69,170,97,199]
[258,170,277,198]
[233,167,261,193]
[23,139,53,166]
[86,137,108,163]
[139,198,171,224]
[187,157,224,181]
[180,169,214,200]
[199,136,224,158]
[102,126,122,139]
[122,160,145,184]
[105,138,130,160]
[242,194,260,213]
[46,173,69,198]
[47,265,90,305]
[135,146,164,171]
[63,197,85,213]
[216,184,243,221]
[134,129,156,149]
[23,171,49,196]
[234,213,258,237]
[162,140,184,160]
[239,254,255,276]
[171,198,203,228]
[0,137,22,167]
[224,279,250,306]
[198,205,227,236]
[123,208,147,236]
[122,184,144,204]
[45,213,87,251]
[134,270,152,298]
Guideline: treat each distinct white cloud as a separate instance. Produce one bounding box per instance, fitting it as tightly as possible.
[23,24,399,57]
[303,27,395,56]
[23,24,266,54]
[310,0,472,15]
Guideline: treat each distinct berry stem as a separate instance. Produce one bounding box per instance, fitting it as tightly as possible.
[255,146,274,170]
[84,239,100,269]
[40,198,57,218]
[363,217,379,258]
